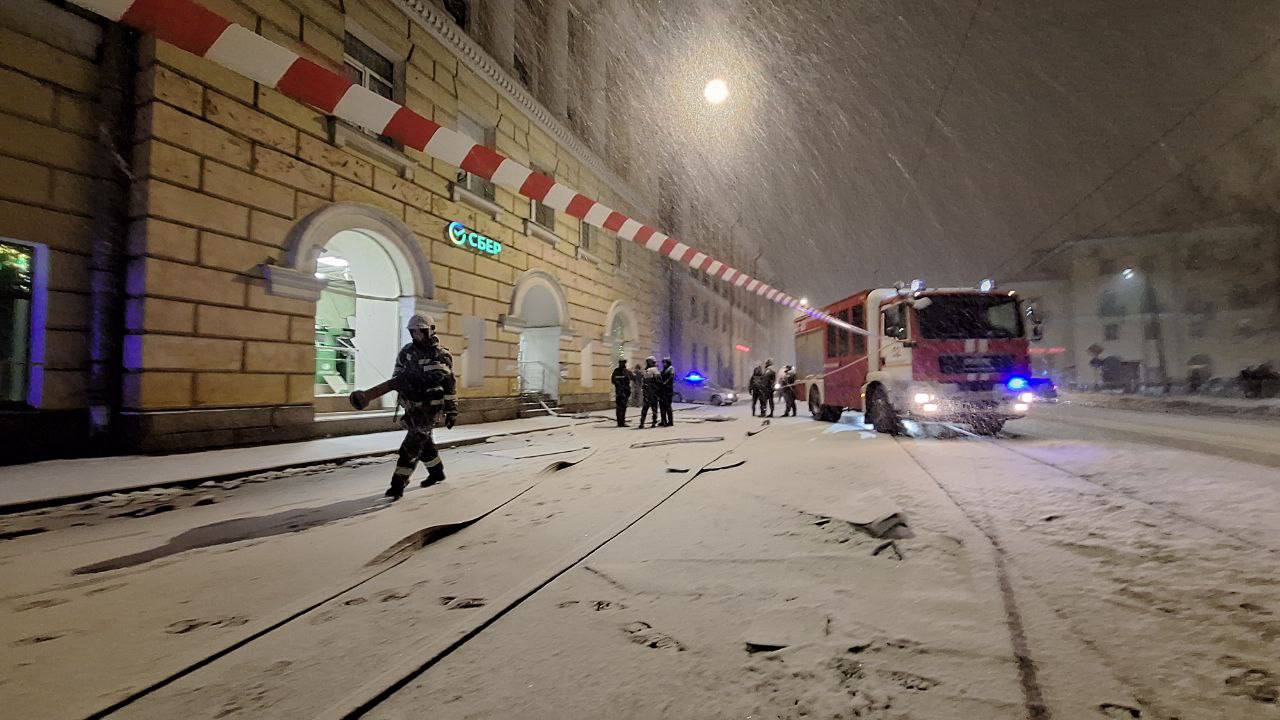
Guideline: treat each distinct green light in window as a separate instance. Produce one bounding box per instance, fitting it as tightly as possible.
[0,242,34,296]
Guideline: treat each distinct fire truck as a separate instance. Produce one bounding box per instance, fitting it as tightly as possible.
[793,281,1042,435]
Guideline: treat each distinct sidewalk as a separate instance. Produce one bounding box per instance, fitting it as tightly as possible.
[1065,391,1280,420]
[0,414,587,513]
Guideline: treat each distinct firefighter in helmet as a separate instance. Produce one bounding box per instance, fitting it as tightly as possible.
[383,314,457,499]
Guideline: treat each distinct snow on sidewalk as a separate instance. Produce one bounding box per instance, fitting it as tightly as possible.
[1066,391,1280,419]
[0,415,579,511]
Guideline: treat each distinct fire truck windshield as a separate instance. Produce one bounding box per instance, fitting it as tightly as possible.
[917,295,1024,340]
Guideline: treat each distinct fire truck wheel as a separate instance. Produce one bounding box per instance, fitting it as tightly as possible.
[868,386,900,435]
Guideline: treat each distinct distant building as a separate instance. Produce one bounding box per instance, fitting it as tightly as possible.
[1011,223,1280,389]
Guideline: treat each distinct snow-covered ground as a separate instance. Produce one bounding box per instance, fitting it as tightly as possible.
[1,404,1277,719]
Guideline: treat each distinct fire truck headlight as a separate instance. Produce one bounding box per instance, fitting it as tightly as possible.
[1018,392,1035,404]
[913,392,933,404]
[922,403,940,413]
[1014,402,1030,413]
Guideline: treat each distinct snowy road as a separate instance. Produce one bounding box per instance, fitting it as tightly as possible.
[1,404,1277,719]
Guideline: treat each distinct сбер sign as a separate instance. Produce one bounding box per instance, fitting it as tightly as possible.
[447,221,502,256]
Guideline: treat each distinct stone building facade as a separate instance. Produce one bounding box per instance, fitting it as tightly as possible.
[1012,222,1280,390]
[0,0,697,460]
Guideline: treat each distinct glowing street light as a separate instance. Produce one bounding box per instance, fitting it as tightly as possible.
[800,297,809,307]
[703,78,729,105]
[1121,268,1135,280]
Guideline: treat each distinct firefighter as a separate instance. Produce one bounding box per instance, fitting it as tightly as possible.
[659,357,676,427]
[749,365,764,416]
[762,359,778,417]
[611,359,632,427]
[376,315,457,501]
[780,364,798,416]
[639,356,661,429]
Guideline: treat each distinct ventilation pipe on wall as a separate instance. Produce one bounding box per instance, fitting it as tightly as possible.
[86,22,137,443]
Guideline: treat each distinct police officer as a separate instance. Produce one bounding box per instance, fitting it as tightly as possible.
[611,359,632,427]
[749,365,764,416]
[659,357,676,427]
[376,315,457,500]
[762,359,778,417]
[780,364,798,416]
[639,356,660,429]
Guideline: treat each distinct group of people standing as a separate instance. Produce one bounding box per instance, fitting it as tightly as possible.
[611,357,675,428]
[749,359,798,417]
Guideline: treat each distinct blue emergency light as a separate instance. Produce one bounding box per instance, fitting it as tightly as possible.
[684,371,705,383]
[1006,376,1029,391]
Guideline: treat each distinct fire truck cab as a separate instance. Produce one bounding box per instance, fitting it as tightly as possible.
[793,282,1038,435]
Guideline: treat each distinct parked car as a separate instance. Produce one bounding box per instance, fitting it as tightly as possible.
[1028,377,1059,403]
[671,372,738,406]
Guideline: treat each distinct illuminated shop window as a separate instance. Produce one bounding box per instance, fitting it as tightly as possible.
[1,239,46,407]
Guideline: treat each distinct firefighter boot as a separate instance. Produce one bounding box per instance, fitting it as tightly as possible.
[419,452,445,487]
[386,459,415,500]
[384,478,407,500]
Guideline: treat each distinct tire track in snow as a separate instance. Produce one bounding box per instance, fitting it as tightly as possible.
[990,438,1279,556]
[323,424,773,719]
[894,437,1053,720]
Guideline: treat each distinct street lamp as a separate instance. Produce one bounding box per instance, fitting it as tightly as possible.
[703,78,729,105]
[1120,267,1167,388]
[800,297,808,307]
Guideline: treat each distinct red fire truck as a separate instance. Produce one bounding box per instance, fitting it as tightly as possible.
[793,282,1041,435]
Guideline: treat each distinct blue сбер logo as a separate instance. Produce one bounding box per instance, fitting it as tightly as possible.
[447,221,502,257]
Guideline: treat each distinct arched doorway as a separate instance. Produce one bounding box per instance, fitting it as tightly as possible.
[265,203,443,414]
[313,230,406,408]
[603,300,639,364]
[505,270,571,400]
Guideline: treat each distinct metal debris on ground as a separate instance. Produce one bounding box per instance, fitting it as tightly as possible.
[743,606,831,652]
[629,437,724,449]
[702,457,747,472]
[542,450,595,473]
[484,444,591,459]
[872,540,904,560]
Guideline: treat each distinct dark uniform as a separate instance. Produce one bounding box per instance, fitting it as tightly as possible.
[611,361,632,427]
[781,366,798,416]
[658,359,675,427]
[761,362,778,417]
[748,366,763,416]
[639,360,661,428]
[387,339,457,499]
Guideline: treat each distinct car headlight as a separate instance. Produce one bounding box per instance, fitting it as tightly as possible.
[913,392,935,404]
[922,402,940,413]
[1018,392,1035,404]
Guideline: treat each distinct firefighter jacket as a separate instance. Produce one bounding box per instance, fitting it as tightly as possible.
[658,366,675,400]
[393,341,456,429]
[642,366,661,403]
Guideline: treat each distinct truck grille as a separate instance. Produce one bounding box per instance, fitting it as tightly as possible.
[939,354,1014,375]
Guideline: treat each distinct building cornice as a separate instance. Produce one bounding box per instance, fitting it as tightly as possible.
[396,0,656,219]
